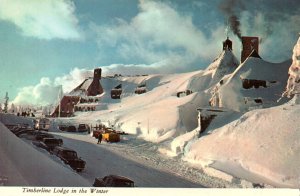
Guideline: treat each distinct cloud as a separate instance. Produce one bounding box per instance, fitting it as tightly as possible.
[12,68,92,106]
[0,0,81,40]
[91,0,226,70]
[13,77,61,106]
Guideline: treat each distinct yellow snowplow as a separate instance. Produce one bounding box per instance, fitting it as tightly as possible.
[102,132,120,143]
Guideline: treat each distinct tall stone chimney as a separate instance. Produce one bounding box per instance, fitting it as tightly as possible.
[241,36,259,63]
[94,68,102,80]
[86,68,103,96]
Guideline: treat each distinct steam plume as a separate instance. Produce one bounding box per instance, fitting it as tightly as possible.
[219,0,245,40]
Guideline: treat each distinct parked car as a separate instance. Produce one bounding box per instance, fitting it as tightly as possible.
[35,118,50,131]
[66,125,77,132]
[32,138,63,151]
[10,125,27,134]
[35,133,54,141]
[93,175,134,187]
[77,124,90,132]
[58,125,68,131]
[17,130,42,140]
[52,146,85,172]
[15,129,35,137]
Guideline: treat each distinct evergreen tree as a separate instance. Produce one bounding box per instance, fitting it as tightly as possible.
[4,92,9,113]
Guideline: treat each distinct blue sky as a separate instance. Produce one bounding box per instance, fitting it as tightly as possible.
[0,0,299,106]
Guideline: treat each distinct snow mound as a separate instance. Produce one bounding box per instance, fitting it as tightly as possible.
[184,104,300,188]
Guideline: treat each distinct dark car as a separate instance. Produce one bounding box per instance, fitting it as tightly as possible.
[93,175,134,187]
[77,124,90,132]
[10,126,26,134]
[15,129,35,137]
[66,125,77,132]
[58,125,68,131]
[52,146,85,172]
[35,133,54,141]
[32,138,63,151]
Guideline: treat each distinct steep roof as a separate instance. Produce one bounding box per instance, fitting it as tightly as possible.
[205,49,239,85]
[248,49,261,59]
[69,77,103,97]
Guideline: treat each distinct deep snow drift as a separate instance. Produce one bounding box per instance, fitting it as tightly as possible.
[184,101,300,188]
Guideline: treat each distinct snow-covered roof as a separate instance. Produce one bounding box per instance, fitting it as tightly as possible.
[210,55,292,111]
[205,49,239,86]
[69,79,93,96]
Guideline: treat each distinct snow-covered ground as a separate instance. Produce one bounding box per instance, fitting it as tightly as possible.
[0,113,236,188]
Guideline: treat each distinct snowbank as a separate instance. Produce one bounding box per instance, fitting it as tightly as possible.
[184,104,300,188]
[0,114,90,186]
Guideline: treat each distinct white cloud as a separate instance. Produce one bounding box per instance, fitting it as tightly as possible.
[13,77,62,106]
[13,68,92,106]
[91,0,226,67]
[0,0,81,40]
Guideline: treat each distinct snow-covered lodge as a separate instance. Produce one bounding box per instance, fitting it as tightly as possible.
[51,68,104,117]
[198,35,291,134]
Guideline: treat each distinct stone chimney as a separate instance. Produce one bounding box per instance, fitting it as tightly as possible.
[241,36,259,63]
[94,68,102,80]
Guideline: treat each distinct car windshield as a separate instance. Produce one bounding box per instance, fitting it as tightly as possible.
[63,151,77,158]
[78,124,86,128]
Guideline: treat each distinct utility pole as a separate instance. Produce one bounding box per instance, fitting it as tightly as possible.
[58,85,63,118]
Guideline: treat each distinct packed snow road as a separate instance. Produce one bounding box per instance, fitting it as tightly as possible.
[51,131,203,187]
